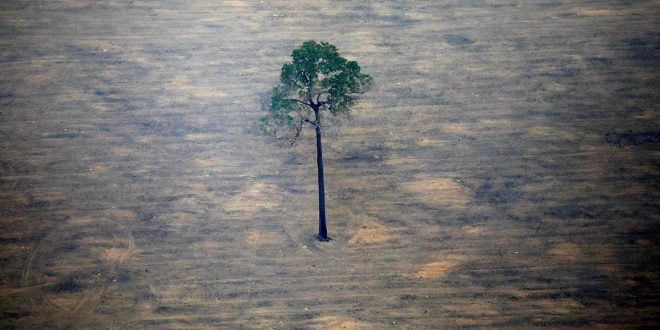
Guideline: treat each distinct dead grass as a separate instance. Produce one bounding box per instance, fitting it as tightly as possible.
[573,8,617,16]
[526,125,578,141]
[223,182,280,213]
[346,219,391,247]
[31,189,67,202]
[166,75,228,98]
[245,229,284,246]
[531,298,585,315]
[547,242,582,262]
[401,175,472,207]
[462,226,485,236]
[99,248,125,262]
[107,209,136,220]
[411,254,468,279]
[312,316,374,329]
[23,73,54,84]
[1,0,657,328]
[417,138,448,146]
[191,240,219,250]
[413,261,457,279]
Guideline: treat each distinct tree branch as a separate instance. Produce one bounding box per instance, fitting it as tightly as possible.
[277,116,303,146]
[293,109,316,127]
[303,118,317,127]
[284,98,311,107]
[314,91,330,103]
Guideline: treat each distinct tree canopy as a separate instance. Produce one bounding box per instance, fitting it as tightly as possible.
[260,40,372,145]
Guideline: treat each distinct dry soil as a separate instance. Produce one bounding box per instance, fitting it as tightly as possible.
[1,0,659,328]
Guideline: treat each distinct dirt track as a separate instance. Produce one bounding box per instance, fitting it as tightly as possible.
[1,1,659,328]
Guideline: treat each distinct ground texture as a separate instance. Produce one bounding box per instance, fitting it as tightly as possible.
[1,0,659,328]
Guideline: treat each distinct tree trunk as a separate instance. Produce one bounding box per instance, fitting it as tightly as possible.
[314,110,329,241]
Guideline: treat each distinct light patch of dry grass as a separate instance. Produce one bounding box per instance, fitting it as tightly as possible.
[100,248,125,262]
[111,147,135,157]
[462,226,485,236]
[78,236,114,247]
[58,89,90,103]
[334,174,390,190]
[544,81,569,92]
[107,209,136,220]
[31,189,67,202]
[166,75,228,98]
[166,212,195,229]
[411,254,468,280]
[90,102,117,112]
[574,8,617,16]
[438,123,472,134]
[312,316,373,330]
[194,157,224,168]
[412,260,458,279]
[526,125,577,141]
[82,164,110,180]
[457,301,501,318]
[224,182,279,213]
[46,291,86,311]
[347,220,391,247]
[23,73,54,84]
[245,229,283,246]
[632,109,658,120]
[348,32,386,54]
[191,240,222,253]
[479,119,516,130]
[548,242,582,262]
[417,138,448,146]
[184,133,216,141]
[532,298,585,314]
[401,175,471,207]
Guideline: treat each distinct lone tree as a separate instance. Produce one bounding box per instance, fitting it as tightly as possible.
[260,41,372,241]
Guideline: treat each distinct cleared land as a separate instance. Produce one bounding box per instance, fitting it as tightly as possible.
[1,0,659,328]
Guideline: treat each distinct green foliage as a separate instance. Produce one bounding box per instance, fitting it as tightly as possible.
[260,41,372,143]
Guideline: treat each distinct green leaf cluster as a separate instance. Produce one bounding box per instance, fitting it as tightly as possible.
[260,41,372,141]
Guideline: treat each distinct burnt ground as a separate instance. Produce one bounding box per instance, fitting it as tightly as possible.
[1,1,659,329]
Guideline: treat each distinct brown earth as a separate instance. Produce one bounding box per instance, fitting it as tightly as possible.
[1,0,659,328]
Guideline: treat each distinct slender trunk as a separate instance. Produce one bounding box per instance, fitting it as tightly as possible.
[314,109,329,240]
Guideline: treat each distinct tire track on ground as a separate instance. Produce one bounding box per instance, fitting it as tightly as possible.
[20,221,136,317]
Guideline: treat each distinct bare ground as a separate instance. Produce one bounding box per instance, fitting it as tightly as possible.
[1,0,659,328]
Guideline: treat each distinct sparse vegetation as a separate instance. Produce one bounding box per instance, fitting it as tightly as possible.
[1,1,658,328]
